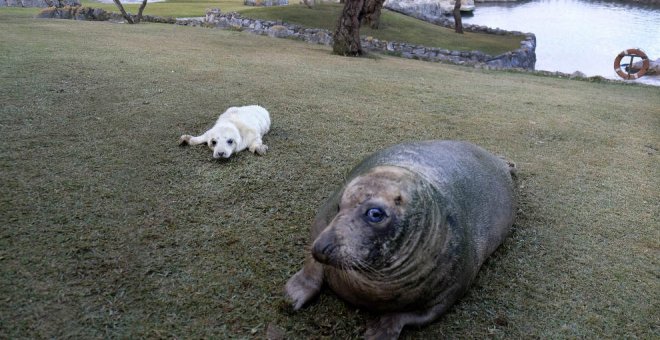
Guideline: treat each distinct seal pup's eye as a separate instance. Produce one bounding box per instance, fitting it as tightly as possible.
[227,139,234,145]
[365,207,387,223]
[210,140,217,146]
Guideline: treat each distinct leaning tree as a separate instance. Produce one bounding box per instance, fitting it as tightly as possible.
[362,0,386,29]
[452,0,464,33]
[332,0,386,56]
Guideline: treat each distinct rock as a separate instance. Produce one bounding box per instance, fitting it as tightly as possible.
[384,0,446,22]
[632,58,660,75]
[244,0,288,6]
[91,8,108,20]
[412,47,425,55]
[439,0,475,13]
[305,30,332,45]
[205,8,221,22]
[35,6,108,20]
[3,0,80,7]
[267,25,291,38]
[34,6,57,17]
[384,0,474,20]
[265,323,285,340]
[570,71,586,79]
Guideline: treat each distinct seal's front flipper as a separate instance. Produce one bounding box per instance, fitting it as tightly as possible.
[285,257,324,310]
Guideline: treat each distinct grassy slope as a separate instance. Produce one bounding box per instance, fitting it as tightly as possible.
[1,10,659,339]
[74,0,520,55]
[240,4,521,55]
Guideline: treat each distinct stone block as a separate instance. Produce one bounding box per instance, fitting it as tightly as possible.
[267,24,290,38]
[244,0,288,6]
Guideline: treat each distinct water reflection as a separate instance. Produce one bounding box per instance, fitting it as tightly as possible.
[461,0,660,84]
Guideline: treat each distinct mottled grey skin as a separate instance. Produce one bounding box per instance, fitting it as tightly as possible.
[285,140,516,339]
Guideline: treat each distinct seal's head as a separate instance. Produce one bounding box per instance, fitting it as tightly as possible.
[311,165,442,276]
[207,125,241,159]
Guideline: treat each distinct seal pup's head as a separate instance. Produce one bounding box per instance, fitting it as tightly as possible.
[207,125,241,159]
[311,165,443,274]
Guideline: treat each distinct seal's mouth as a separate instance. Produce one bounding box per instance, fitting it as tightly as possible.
[312,237,366,270]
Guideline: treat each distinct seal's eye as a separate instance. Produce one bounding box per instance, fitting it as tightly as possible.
[227,139,234,145]
[365,207,387,223]
[210,140,217,146]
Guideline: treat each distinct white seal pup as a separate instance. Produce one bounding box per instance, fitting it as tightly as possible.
[179,105,270,159]
[285,140,516,339]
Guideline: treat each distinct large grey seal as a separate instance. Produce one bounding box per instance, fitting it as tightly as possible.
[285,140,516,339]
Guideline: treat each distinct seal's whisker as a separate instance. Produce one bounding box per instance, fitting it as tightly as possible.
[340,256,389,288]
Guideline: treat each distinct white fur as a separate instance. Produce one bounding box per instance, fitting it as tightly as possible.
[179,105,271,159]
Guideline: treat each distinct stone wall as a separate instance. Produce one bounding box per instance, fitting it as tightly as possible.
[0,0,79,7]
[198,8,335,44]
[35,6,110,20]
[36,6,181,23]
[197,9,536,70]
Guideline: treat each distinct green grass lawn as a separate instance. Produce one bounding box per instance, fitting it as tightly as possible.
[78,0,248,17]
[1,9,659,339]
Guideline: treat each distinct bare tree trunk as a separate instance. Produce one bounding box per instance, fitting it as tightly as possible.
[361,0,385,29]
[136,0,148,23]
[332,0,365,56]
[112,0,134,24]
[453,0,463,34]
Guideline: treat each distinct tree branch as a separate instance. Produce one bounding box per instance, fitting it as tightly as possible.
[136,0,148,23]
[112,0,134,24]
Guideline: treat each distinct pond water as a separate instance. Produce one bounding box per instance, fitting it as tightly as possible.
[461,0,660,85]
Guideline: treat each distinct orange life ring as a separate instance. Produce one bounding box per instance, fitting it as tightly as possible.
[613,48,649,80]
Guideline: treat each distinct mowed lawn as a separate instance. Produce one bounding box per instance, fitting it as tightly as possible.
[1,10,659,339]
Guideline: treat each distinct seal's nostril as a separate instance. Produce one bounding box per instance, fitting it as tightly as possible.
[312,247,331,264]
[311,231,338,265]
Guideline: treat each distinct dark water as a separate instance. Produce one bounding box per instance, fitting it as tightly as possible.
[462,0,660,85]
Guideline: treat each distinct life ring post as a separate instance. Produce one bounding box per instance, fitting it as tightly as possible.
[614,48,650,80]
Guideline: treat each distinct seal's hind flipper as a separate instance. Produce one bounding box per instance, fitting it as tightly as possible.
[506,160,517,176]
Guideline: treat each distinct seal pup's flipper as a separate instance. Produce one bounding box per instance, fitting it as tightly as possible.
[179,133,207,146]
[285,257,324,310]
